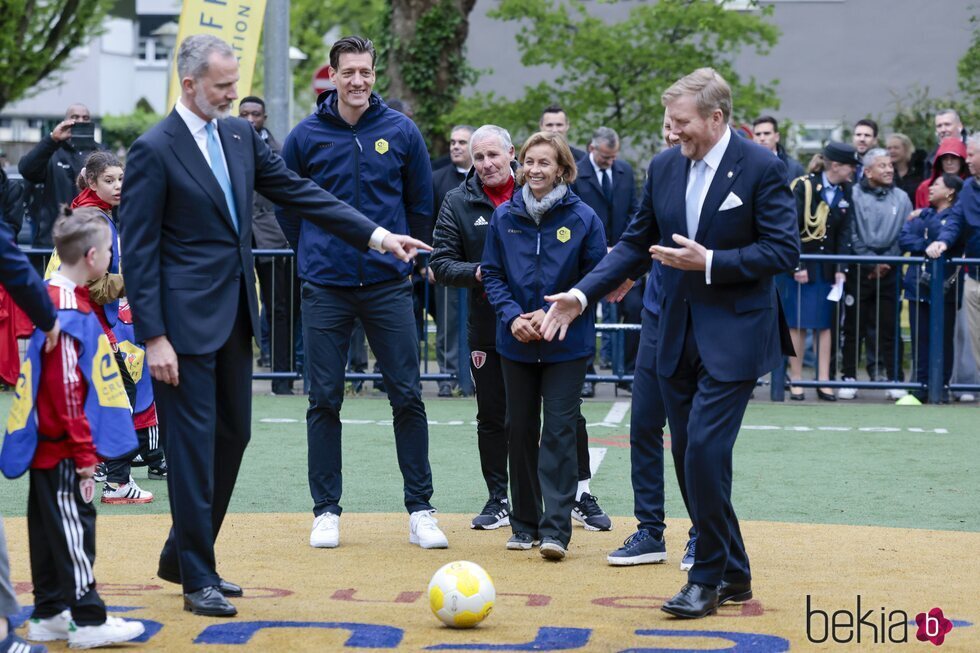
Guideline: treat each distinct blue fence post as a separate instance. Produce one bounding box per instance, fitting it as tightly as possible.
[927,256,945,404]
[456,288,473,395]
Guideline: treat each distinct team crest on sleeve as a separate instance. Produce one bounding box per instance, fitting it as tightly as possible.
[471,350,487,369]
[557,227,571,243]
[6,359,33,433]
[375,138,389,154]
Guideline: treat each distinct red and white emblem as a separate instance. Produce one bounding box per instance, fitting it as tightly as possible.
[471,350,487,369]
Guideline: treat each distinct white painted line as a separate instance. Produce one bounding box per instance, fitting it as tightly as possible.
[588,447,607,478]
[602,401,630,425]
[259,418,299,423]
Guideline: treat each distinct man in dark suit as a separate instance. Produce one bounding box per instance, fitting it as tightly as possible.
[120,34,427,618]
[430,124,474,397]
[539,104,586,162]
[572,126,641,394]
[542,68,799,618]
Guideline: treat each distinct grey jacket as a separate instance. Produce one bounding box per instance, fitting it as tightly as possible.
[849,179,912,257]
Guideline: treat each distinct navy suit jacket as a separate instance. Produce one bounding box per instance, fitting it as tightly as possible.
[120,109,379,354]
[572,157,638,246]
[577,131,800,382]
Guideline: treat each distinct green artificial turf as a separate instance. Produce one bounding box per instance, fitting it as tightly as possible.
[0,392,975,532]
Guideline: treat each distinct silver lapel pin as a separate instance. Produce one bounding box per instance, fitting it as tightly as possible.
[727,171,733,178]
[232,133,241,140]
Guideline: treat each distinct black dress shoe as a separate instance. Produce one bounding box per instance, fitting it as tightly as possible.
[661,583,719,619]
[158,566,243,597]
[789,389,806,401]
[184,586,237,617]
[816,389,837,402]
[581,382,595,398]
[718,578,753,605]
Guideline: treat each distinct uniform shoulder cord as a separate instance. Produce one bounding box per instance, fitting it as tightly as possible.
[790,175,828,243]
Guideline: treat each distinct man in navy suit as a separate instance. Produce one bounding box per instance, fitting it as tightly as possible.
[542,68,799,618]
[572,126,641,391]
[120,34,428,617]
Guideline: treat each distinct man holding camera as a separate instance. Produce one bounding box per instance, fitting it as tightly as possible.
[18,103,103,248]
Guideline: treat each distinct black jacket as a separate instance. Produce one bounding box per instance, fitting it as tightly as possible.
[18,134,103,247]
[430,165,514,348]
[571,155,638,246]
[0,169,25,237]
[431,164,467,240]
[251,128,289,250]
[792,172,853,278]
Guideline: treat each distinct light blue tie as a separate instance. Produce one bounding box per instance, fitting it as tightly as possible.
[685,159,707,238]
[205,122,239,232]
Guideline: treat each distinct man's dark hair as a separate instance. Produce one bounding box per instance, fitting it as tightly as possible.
[541,104,567,120]
[239,96,265,110]
[329,36,376,70]
[753,115,779,132]
[855,118,879,137]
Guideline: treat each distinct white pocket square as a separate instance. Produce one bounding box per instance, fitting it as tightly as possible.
[719,192,743,211]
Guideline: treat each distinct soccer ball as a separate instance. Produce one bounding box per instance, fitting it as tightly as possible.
[428,560,495,628]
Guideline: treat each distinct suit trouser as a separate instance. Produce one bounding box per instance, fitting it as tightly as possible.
[0,517,19,619]
[659,322,753,587]
[963,275,980,369]
[28,460,106,625]
[156,289,253,593]
[434,284,460,389]
[256,256,296,383]
[303,278,434,517]
[502,356,588,548]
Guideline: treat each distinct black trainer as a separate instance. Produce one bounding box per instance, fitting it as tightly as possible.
[148,459,168,480]
[93,462,107,483]
[572,492,612,531]
[471,497,510,530]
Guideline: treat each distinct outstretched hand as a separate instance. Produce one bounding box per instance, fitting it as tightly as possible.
[650,234,707,271]
[541,292,584,342]
[382,233,432,263]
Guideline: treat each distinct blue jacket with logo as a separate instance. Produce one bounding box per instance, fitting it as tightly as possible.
[277,91,433,287]
[481,187,606,363]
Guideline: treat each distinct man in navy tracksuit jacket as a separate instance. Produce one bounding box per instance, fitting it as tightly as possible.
[277,36,446,549]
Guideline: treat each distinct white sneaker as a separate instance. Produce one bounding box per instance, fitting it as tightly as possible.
[310,513,340,548]
[101,477,153,504]
[67,616,144,649]
[958,393,975,402]
[886,388,908,400]
[27,609,71,641]
[837,378,857,400]
[409,510,448,549]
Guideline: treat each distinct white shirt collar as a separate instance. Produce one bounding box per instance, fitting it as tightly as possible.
[50,271,77,291]
[698,126,732,172]
[175,99,214,137]
[589,152,610,180]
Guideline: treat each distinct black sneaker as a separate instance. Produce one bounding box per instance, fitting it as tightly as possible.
[93,462,107,483]
[471,497,510,530]
[572,493,612,531]
[506,532,539,550]
[148,460,168,480]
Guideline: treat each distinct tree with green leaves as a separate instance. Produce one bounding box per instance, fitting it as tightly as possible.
[0,0,115,112]
[957,10,979,108]
[446,0,780,162]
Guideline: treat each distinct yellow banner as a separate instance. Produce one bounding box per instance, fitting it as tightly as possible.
[167,0,268,110]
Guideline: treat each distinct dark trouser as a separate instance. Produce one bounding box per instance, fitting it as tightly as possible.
[660,321,753,587]
[156,288,252,593]
[470,345,509,500]
[600,278,644,375]
[28,460,106,625]
[256,256,296,391]
[303,278,433,517]
[630,308,669,537]
[502,356,589,548]
[106,425,164,484]
[348,319,368,373]
[908,299,956,395]
[434,284,460,390]
[841,267,903,380]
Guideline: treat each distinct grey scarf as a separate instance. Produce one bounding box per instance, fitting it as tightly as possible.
[522,183,568,224]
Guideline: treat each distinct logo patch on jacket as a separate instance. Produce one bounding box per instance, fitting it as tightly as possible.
[471,350,487,369]
[557,227,571,243]
[474,216,488,226]
[375,138,389,154]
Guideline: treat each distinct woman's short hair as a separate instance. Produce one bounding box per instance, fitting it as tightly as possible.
[886,133,914,160]
[515,131,577,186]
[53,207,110,265]
[661,67,732,122]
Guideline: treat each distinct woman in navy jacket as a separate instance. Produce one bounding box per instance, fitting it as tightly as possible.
[482,131,606,560]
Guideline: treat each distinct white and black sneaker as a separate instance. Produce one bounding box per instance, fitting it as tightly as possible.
[572,493,612,531]
[101,477,153,504]
[92,463,107,483]
[471,497,510,530]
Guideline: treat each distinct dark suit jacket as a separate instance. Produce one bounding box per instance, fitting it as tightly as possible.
[120,109,378,355]
[577,130,800,382]
[572,156,638,245]
[431,165,467,236]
